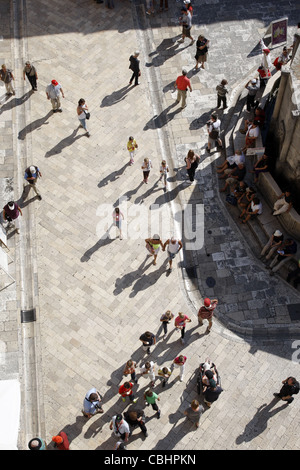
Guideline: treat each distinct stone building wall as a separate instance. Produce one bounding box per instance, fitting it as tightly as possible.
[270,33,300,199]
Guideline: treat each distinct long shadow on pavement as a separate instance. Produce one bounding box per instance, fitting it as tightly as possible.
[44,127,86,158]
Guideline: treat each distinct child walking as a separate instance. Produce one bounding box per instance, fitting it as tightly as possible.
[112,207,124,239]
[123,360,138,383]
[127,136,138,165]
[159,160,169,188]
[141,157,152,184]
[160,310,174,339]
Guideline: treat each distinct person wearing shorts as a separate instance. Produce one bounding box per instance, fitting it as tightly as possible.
[163,237,182,270]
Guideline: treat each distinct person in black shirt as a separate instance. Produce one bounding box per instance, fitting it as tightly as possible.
[220,163,246,193]
[124,407,148,437]
[274,377,299,404]
[203,370,223,407]
[129,52,140,86]
[139,331,156,354]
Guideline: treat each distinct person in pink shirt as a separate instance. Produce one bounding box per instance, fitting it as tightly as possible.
[174,312,191,345]
[173,355,187,382]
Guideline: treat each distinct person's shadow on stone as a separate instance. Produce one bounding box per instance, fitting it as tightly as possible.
[45,127,86,158]
[100,85,131,107]
[0,90,33,117]
[235,397,289,444]
[18,110,52,140]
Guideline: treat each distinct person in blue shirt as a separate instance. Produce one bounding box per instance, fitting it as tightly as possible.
[82,388,104,418]
[24,165,42,200]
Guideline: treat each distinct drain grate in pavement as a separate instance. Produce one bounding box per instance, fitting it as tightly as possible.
[287,304,300,321]
[206,276,216,288]
[21,308,36,323]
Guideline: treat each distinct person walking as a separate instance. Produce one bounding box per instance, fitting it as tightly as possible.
[159,160,169,188]
[123,360,138,383]
[124,407,148,437]
[77,98,90,137]
[216,79,228,109]
[118,381,138,403]
[110,414,131,442]
[2,201,22,234]
[127,136,138,165]
[185,149,199,183]
[198,298,218,333]
[245,77,260,112]
[46,79,65,112]
[141,157,153,184]
[195,34,210,70]
[157,366,172,387]
[144,390,161,419]
[23,61,38,91]
[273,377,299,404]
[24,165,42,200]
[129,51,141,86]
[112,207,124,239]
[184,399,204,428]
[206,113,222,152]
[140,360,156,387]
[160,310,174,339]
[52,432,70,450]
[174,69,192,109]
[139,331,156,354]
[145,234,163,265]
[178,7,194,45]
[163,237,183,270]
[174,312,191,345]
[203,377,223,408]
[173,355,187,382]
[0,64,15,95]
[82,388,104,418]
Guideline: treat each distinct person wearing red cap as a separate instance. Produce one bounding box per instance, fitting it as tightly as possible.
[52,432,70,450]
[197,298,218,333]
[46,79,65,112]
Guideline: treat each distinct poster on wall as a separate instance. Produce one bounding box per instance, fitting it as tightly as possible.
[271,18,288,46]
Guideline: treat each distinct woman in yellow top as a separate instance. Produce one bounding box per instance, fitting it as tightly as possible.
[127,136,138,165]
[145,234,164,265]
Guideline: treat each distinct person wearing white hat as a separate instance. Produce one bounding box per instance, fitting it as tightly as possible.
[245,77,260,112]
[24,165,42,200]
[260,229,284,261]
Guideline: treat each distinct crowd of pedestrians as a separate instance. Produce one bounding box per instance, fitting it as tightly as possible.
[1,0,298,452]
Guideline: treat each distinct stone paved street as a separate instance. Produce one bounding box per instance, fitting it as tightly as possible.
[1,0,300,452]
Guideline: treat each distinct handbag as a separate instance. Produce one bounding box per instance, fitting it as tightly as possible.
[209,129,219,140]
[226,194,237,206]
[84,111,90,120]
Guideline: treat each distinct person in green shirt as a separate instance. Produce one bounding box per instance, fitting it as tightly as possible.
[144,390,161,419]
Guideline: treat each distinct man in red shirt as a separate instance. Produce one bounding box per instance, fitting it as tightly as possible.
[198,298,218,333]
[174,69,192,109]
